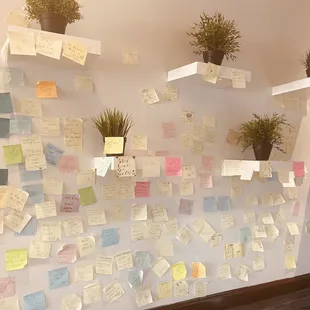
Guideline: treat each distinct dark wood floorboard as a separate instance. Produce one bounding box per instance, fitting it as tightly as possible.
[230,289,310,310]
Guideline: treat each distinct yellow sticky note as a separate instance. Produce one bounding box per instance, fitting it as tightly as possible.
[171,262,187,281]
[36,81,57,99]
[192,262,206,278]
[285,254,296,270]
[157,281,172,300]
[3,144,24,165]
[62,40,88,65]
[6,248,28,271]
[104,137,124,155]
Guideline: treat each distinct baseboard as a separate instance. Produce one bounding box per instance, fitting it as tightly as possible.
[154,274,310,310]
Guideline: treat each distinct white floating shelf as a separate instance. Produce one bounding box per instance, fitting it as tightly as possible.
[167,61,251,88]
[272,77,310,97]
[7,25,102,56]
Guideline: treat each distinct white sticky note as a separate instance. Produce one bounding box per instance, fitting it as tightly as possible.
[86,207,106,226]
[151,204,168,222]
[131,204,147,221]
[29,240,51,259]
[25,154,47,171]
[152,257,170,278]
[158,239,174,257]
[63,217,84,237]
[4,187,29,211]
[75,264,94,282]
[221,215,235,230]
[103,282,124,303]
[132,135,147,150]
[136,287,153,307]
[75,75,93,92]
[40,221,62,242]
[77,169,96,187]
[115,250,133,271]
[262,212,274,225]
[83,283,101,305]
[62,293,82,310]
[236,265,249,282]
[77,236,95,257]
[35,201,57,219]
[96,255,113,275]
[141,88,159,105]
[164,218,179,234]
[20,135,43,157]
[203,62,220,84]
[176,225,191,245]
[231,69,246,88]
[218,264,231,279]
[40,118,60,136]
[36,34,62,59]
[21,99,42,117]
[4,210,31,233]
[253,256,265,271]
[43,176,63,195]
[8,31,36,55]
[252,239,264,252]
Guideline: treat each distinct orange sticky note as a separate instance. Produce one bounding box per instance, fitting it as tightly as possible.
[192,262,206,278]
[36,81,57,99]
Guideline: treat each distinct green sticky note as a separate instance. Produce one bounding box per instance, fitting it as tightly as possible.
[3,144,24,165]
[78,186,96,206]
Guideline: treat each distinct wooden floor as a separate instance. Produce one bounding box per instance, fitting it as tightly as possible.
[231,289,310,310]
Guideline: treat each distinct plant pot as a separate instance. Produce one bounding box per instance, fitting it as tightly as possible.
[104,137,127,157]
[39,12,67,34]
[306,68,310,78]
[203,50,225,65]
[253,142,273,160]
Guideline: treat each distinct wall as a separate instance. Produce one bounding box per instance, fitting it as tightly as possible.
[1,0,310,309]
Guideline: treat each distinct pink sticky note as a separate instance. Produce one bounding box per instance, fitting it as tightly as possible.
[0,277,15,299]
[60,194,80,212]
[202,156,213,171]
[155,150,169,157]
[162,122,177,139]
[200,173,213,188]
[58,155,78,173]
[293,162,305,178]
[292,201,302,216]
[179,199,194,215]
[57,244,77,263]
[165,157,182,176]
[135,182,150,198]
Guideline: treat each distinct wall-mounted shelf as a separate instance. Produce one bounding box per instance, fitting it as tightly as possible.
[272,78,310,114]
[167,61,251,88]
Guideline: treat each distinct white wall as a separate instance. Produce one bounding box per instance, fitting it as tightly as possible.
[1,1,310,309]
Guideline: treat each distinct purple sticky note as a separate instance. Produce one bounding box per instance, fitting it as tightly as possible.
[60,194,80,212]
[179,199,194,215]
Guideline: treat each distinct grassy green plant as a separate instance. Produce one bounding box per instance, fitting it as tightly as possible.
[187,12,241,61]
[25,0,83,24]
[238,113,291,153]
[91,108,134,139]
[301,49,310,69]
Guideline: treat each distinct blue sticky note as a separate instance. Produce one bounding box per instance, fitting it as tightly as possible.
[102,228,119,247]
[240,227,252,244]
[0,93,13,114]
[23,184,44,205]
[24,291,46,310]
[19,163,41,182]
[128,269,143,289]
[10,115,32,135]
[3,68,24,86]
[203,196,217,212]
[218,196,231,211]
[0,118,10,138]
[45,143,64,167]
[135,251,151,269]
[0,169,8,185]
[48,267,69,290]
[15,218,37,236]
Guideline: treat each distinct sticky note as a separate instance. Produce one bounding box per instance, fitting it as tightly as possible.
[218,196,231,211]
[116,156,136,177]
[131,204,147,221]
[75,264,94,282]
[86,207,106,226]
[20,135,43,156]
[174,280,189,297]
[21,99,42,117]
[75,75,93,92]
[222,215,235,230]
[29,240,51,259]
[35,201,57,219]
[132,135,147,150]
[61,194,80,212]
[218,264,231,279]
[253,257,265,271]
[165,157,182,176]
[36,81,57,99]
[102,228,119,247]
[23,184,44,205]
[236,265,249,282]
[151,204,168,222]
[43,176,63,195]
[40,221,62,242]
[136,288,153,307]
[24,291,46,310]
[63,217,83,237]
[4,187,29,211]
[15,218,36,236]
[164,84,178,101]
[0,118,10,138]
[240,227,252,243]
[194,281,207,297]
[293,161,305,178]
[96,255,113,275]
[171,262,187,281]
[3,144,23,165]
[10,115,32,135]
[157,281,172,299]
[77,169,95,187]
[48,267,69,290]
[179,199,194,215]
[8,31,36,55]
[62,40,88,65]
[6,248,28,271]
[0,295,20,310]
[2,67,24,86]
[59,155,78,173]
[25,154,47,171]
[135,182,150,198]
[141,88,160,105]
[203,62,220,84]
[94,157,114,177]
[203,196,216,212]
[57,244,77,263]
[83,283,101,305]
[0,92,14,113]
[192,262,206,278]
[40,118,60,136]
[135,251,151,269]
[64,118,83,151]
[176,225,191,245]
[104,137,124,155]
[128,269,143,288]
[115,250,133,270]
[77,236,96,257]
[36,34,62,60]
[141,157,160,177]
[45,143,64,167]
[103,282,125,303]
[123,50,139,65]
[62,293,82,310]
[152,257,170,278]
[0,277,15,299]
[78,186,96,206]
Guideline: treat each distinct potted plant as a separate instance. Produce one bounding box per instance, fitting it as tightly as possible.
[238,113,291,160]
[91,108,134,156]
[25,0,83,34]
[301,49,310,78]
[187,12,241,65]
